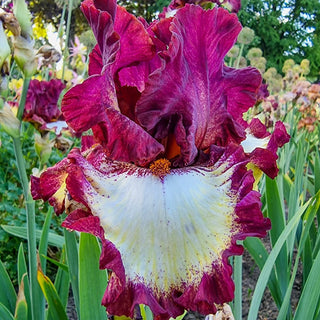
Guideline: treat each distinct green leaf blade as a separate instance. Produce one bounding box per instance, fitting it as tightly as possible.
[79,232,108,320]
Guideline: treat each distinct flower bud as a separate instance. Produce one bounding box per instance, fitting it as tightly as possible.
[250,57,266,73]
[13,0,32,39]
[233,56,247,68]
[34,132,54,164]
[13,35,37,77]
[0,102,20,138]
[263,67,278,81]
[0,21,11,75]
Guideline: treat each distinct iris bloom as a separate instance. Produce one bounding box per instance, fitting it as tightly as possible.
[31,1,289,319]
[15,78,67,133]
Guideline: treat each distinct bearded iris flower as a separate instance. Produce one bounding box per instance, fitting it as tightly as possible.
[11,78,67,133]
[31,1,289,319]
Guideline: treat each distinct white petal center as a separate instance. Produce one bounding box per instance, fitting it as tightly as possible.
[82,163,238,295]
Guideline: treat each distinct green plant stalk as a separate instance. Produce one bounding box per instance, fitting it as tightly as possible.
[12,137,39,320]
[235,43,244,69]
[16,77,30,121]
[61,0,74,82]
[233,251,242,319]
[13,77,41,320]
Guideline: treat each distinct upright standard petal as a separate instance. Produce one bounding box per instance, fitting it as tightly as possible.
[54,145,269,319]
[137,5,261,165]
[62,73,164,165]
[85,1,155,78]
[81,0,120,66]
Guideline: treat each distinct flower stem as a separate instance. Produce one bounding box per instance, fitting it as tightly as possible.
[16,77,30,121]
[13,76,41,320]
[61,0,74,82]
[235,43,245,69]
[13,136,40,320]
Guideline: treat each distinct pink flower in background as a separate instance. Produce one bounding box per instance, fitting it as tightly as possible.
[31,1,289,319]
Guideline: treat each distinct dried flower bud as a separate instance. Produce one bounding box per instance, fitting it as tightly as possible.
[237,27,255,45]
[0,21,11,75]
[0,5,36,77]
[37,44,62,66]
[0,102,20,138]
[0,9,21,36]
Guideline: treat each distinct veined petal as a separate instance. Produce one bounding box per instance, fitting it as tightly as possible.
[267,121,290,153]
[88,45,103,76]
[62,72,164,165]
[61,73,118,134]
[91,109,164,165]
[81,0,120,66]
[61,145,269,319]
[112,6,156,72]
[85,2,155,77]
[137,5,260,165]
[31,159,69,215]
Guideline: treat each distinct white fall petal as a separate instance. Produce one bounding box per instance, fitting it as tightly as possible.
[78,160,239,296]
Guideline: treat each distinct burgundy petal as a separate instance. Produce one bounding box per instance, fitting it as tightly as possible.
[223,66,262,128]
[61,73,118,134]
[81,0,120,66]
[267,121,290,153]
[23,79,65,129]
[88,45,103,76]
[30,158,69,215]
[93,0,116,18]
[85,2,155,78]
[92,108,164,166]
[137,5,257,165]
[111,6,156,73]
